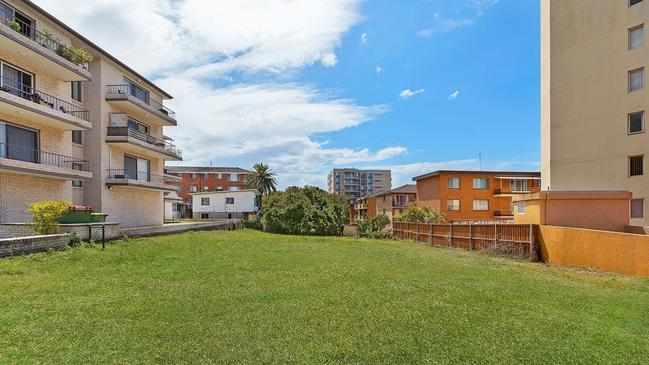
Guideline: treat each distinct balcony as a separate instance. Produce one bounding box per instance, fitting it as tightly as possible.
[0,11,91,81]
[105,85,176,126]
[106,169,177,191]
[494,209,514,217]
[494,187,540,196]
[106,127,182,161]
[0,142,92,180]
[0,76,91,130]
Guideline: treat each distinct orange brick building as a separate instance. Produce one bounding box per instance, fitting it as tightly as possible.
[412,170,541,222]
[165,166,251,204]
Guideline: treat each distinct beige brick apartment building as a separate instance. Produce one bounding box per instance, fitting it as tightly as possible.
[0,0,180,227]
[327,168,391,199]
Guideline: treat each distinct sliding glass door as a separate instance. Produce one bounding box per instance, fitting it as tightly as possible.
[2,63,33,99]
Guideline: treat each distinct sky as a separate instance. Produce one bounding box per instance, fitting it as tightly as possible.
[35,0,540,189]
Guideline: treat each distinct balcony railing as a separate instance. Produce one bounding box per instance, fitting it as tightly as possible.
[0,142,89,171]
[494,187,539,195]
[0,75,90,121]
[107,169,169,184]
[494,210,514,217]
[0,9,91,69]
[106,127,182,158]
[106,85,176,119]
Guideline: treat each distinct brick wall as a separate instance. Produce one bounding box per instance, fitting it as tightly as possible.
[0,234,69,257]
[0,172,71,224]
[172,172,249,203]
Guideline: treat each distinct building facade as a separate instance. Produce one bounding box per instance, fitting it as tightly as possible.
[541,0,649,226]
[413,170,541,222]
[0,0,180,228]
[191,189,259,220]
[327,168,391,199]
[352,184,417,222]
[165,166,251,205]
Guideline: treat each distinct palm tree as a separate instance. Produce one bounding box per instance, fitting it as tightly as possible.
[245,163,278,210]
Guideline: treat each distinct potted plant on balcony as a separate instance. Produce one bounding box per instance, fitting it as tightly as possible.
[8,19,20,32]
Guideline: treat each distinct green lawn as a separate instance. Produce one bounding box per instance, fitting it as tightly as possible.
[1,230,648,364]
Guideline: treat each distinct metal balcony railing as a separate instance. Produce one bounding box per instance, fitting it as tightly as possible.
[0,75,90,121]
[0,142,89,171]
[106,127,182,158]
[106,85,176,119]
[107,169,169,184]
[0,9,91,69]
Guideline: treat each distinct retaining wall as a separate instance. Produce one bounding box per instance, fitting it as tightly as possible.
[0,234,69,257]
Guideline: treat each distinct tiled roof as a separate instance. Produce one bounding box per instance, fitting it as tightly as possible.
[165,166,251,174]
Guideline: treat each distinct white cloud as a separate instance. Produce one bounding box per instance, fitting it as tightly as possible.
[35,0,362,76]
[360,32,368,43]
[416,1,499,37]
[375,66,384,74]
[448,90,460,100]
[33,0,403,188]
[399,88,425,99]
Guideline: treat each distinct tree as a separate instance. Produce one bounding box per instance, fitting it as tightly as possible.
[395,205,445,224]
[261,186,348,236]
[245,163,278,210]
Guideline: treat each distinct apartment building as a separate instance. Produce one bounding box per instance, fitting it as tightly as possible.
[352,184,417,222]
[0,0,180,228]
[165,166,251,204]
[413,170,541,221]
[327,168,391,199]
[541,0,649,226]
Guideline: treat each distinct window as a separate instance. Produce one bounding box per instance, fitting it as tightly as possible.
[72,162,83,187]
[517,201,526,215]
[0,122,38,163]
[447,199,460,211]
[127,118,149,135]
[0,2,34,38]
[71,81,82,102]
[630,25,644,49]
[631,199,644,218]
[123,155,149,181]
[189,186,197,193]
[629,68,644,92]
[217,173,222,179]
[226,197,235,205]
[473,199,489,211]
[201,186,209,192]
[201,213,209,219]
[229,173,239,182]
[629,111,644,134]
[124,77,149,104]
[473,178,489,189]
[630,0,644,6]
[630,155,644,176]
[202,173,209,179]
[1,62,33,99]
[201,198,210,206]
[71,130,82,145]
[511,179,529,192]
[447,177,460,189]
[190,173,196,179]
[216,186,223,191]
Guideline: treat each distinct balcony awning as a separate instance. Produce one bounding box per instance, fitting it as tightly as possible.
[495,176,542,180]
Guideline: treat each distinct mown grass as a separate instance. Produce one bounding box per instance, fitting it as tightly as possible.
[0,230,648,364]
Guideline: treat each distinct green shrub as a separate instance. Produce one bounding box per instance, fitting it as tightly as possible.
[28,201,70,235]
[68,233,82,247]
[395,205,445,224]
[261,186,348,236]
[358,214,392,239]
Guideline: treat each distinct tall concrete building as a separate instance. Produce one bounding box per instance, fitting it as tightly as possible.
[327,168,391,199]
[0,0,180,228]
[542,0,649,226]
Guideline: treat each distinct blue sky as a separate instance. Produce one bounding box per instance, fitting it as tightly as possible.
[38,0,540,188]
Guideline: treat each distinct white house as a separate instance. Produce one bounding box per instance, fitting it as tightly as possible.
[191,189,259,220]
[164,191,184,222]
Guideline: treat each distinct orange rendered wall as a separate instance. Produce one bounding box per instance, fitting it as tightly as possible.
[540,225,649,277]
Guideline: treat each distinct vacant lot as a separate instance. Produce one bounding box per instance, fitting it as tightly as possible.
[1,230,648,364]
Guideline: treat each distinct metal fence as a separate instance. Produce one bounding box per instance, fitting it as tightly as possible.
[393,222,538,260]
